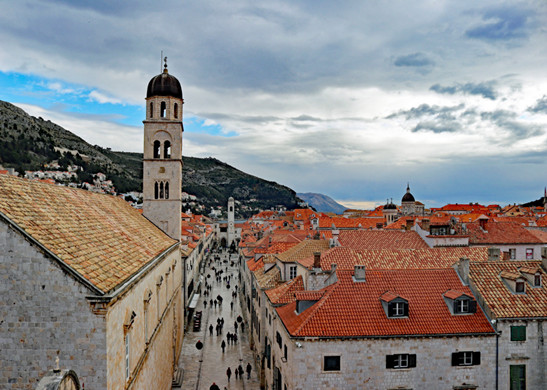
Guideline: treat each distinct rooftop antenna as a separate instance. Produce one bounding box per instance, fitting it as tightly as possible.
[160,50,163,73]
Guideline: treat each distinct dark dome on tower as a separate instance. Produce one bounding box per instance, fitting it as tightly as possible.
[146,68,182,99]
[402,184,415,203]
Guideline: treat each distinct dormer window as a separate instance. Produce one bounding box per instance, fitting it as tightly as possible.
[500,271,527,294]
[519,267,542,288]
[380,291,409,318]
[534,273,541,287]
[443,290,477,315]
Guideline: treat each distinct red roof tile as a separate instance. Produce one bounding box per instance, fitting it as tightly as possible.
[277,268,494,337]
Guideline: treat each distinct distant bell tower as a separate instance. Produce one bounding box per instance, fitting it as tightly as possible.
[142,58,183,241]
[227,197,235,247]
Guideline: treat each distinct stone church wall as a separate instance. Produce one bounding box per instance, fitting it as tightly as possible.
[0,221,107,389]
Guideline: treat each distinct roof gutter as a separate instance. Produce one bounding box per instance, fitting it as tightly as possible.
[0,211,104,296]
[289,331,496,341]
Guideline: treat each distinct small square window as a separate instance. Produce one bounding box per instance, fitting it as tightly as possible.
[511,325,526,341]
[324,356,340,371]
[515,280,525,293]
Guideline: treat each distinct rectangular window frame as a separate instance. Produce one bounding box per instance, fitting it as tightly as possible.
[289,265,297,280]
[323,355,341,372]
[525,248,533,260]
[125,333,130,380]
[510,325,526,341]
[386,353,416,369]
[509,248,516,260]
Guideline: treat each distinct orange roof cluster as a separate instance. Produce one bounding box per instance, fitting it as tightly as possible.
[300,246,489,271]
[277,269,494,337]
[466,221,543,245]
[265,276,304,305]
[276,239,330,263]
[0,174,176,294]
[337,230,429,250]
[469,261,547,318]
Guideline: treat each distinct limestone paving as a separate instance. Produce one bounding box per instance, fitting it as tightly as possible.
[175,251,260,390]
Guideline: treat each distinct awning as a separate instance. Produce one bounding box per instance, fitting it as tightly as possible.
[188,294,200,309]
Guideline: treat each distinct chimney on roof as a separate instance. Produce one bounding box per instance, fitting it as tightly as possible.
[354,265,366,282]
[405,219,414,231]
[421,218,430,232]
[313,252,321,269]
[456,257,470,285]
[488,247,501,261]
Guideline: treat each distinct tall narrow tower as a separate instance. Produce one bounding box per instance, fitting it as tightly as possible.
[227,196,235,247]
[142,59,183,241]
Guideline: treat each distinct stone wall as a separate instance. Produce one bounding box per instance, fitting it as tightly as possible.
[497,319,546,390]
[273,333,496,390]
[0,221,107,389]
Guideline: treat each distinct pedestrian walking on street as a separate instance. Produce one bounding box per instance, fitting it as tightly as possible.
[227,332,231,344]
[214,299,217,308]
[230,301,234,311]
[241,322,245,332]
[246,363,252,379]
[233,333,238,343]
[221,340,226,353]
[204,300,207,309]
[238,365,243,379]
[234,321,238,332]
[210,299,213,307]
[210,383,220,390]
[209,324,213,336]
[226,367,232,382]
[235,366,239,379]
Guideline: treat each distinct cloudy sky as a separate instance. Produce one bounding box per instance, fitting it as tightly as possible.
[1,1,546,209]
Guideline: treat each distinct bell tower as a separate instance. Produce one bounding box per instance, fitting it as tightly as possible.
[142,58,183,241]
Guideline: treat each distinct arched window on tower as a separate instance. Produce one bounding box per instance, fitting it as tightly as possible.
[164,141,171,158]
[150,102,154,118]
[153,140,161,158]
[165,182,169,199]
[160,101,166,118]
[174,103,178,118]
[159,182,164,199]
[154,182,159,199]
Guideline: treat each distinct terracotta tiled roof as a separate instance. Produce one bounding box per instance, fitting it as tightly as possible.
[247,258,264,272]
[277,268,494,337]
[338,230,429,250]
[300,246,488,270]
[0,174,177,294]
[254,265,282,290]
[276,239,330,263]
[466,221,543,245]
[265,275,304,305]
[527,228,547,243]
[469,261,547,318]
[443,290,471,300]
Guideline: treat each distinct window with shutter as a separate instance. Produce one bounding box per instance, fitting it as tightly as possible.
[451,351,481,366]
[386,354,416,369]
[510,325,526,341]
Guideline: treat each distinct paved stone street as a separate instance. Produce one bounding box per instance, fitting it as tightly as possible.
[175,251,260,390]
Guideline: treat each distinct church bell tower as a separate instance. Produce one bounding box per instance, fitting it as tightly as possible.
[142,58,183,241]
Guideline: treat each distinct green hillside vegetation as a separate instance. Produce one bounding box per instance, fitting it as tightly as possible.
[0,100,300,217]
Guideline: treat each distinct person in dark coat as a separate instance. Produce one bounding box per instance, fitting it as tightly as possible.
[209,324,213,336]
[235,366,239,379]
[238,365,243,379]
[226,367,232,382]
[221,340,226,353]
[241,322,245,332]
[246,362,252,379]
[210,383,220,390]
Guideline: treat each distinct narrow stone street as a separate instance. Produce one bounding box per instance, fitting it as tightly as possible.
[175,250,260,390]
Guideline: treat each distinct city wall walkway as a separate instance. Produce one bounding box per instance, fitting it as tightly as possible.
[175,251,260,390]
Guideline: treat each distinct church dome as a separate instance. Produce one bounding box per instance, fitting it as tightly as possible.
[384,200,397,210]
[402,184,415,203]
[147,68,182,99]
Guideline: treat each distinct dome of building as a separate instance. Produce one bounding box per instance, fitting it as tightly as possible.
[146,66,182,99]
[402,184,415,203]
[384,200,397,210]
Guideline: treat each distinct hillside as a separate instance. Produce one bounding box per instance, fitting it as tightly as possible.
[0,100,301,217]
[297,192,348,214]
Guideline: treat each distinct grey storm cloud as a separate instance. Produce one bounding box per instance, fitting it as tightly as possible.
[411,121,462,134]
[387,103,465,120]
[430,81,498,100]
[481,110,544,139]
[394,53,434,67]
[465,6,532,41]
[528,96,547,114]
